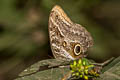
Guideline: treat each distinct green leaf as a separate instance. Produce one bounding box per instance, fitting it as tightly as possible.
[15,56,120,80]
[98,56,120,80]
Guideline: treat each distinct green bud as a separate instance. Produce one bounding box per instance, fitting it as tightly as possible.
[84,75,88,80]
[73,61,77,66]
[70,64,73,68]
[80,75,83,78]
[78,59,82,64]
[83,61,86,66]
[85,69,88,74]
[75,72,79,76]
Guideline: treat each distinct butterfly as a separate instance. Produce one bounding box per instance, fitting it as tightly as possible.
[48,5,93,61]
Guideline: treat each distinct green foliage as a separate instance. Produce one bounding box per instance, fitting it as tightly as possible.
[16,57,120,80]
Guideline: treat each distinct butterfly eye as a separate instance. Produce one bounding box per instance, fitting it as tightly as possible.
[74,44,82,56]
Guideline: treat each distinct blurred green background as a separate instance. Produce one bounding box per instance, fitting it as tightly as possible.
[0,0,120,80]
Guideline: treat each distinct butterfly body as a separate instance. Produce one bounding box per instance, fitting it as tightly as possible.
[49,5,93,60]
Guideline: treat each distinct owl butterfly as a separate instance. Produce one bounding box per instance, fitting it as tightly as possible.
[48,5,93,61]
